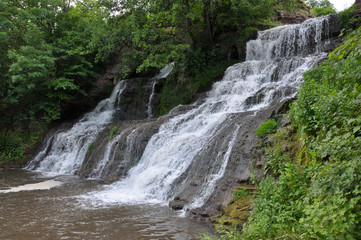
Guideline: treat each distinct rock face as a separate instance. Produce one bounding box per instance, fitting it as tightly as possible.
[322,14,342,52]
[170,100,294,217]
[276,9,313,25]
[169,197,188,210]
[114,64,172,120]
[275,0,313,25]
[60,63,118,121]
[78,117,167,180]
[352,0,361,18]
[116,77,164,120]
[88,63,120,99]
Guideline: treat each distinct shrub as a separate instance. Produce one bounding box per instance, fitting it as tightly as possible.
[255,119,277,136]
[87,143,94,156]
[108,126,119,141]
[0,134,24,165]
[338,6,361,34]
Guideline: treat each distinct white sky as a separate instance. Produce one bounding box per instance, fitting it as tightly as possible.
[329,0,355,11]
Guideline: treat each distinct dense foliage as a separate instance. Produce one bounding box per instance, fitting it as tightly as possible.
[241,16,361,240]
[105,0,276,115]
[305,0,336,17]
[0,0,117,166]
[1,0,284,166]
[0,0,112,125]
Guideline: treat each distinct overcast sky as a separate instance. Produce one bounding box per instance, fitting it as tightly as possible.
[329,0,355,11]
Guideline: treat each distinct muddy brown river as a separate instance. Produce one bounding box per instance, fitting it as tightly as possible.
[0,170,215,240]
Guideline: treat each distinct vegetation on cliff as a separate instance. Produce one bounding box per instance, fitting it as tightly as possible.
[306,0,336,16]
[204,6,361,240]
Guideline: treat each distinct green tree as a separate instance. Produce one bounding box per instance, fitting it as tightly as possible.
[0,0,109,125]
[305,0,337,16]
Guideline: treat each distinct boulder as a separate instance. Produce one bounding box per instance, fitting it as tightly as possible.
[169,198,188,210]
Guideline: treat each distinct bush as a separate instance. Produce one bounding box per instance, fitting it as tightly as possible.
[0,134,24,165]
[255,119,277,136]
[0,125,44,167]
[108,126,119,141]
[87,143,94,156]
[312,6,336,17]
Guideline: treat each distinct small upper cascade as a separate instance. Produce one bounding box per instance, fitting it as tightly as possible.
[147,82,158,119]
[26,81,126,175]
[155,63,174,79]
[147,63,174,118]
[247,16,330,61]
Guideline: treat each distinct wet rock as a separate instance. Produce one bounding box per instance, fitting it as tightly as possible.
[169,198,188,210]
[190,180,201,186]
[77,118,169,179]
[327,14,341,38]
[116,78,154,120]
[322,38,342,52]
[200,213,210,218]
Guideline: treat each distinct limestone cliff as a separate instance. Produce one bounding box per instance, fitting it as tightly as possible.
[274,0,313,25]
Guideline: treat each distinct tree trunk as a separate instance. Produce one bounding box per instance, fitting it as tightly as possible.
[203,0,213,43]
[62,0,70,13]
[183,0,194,49]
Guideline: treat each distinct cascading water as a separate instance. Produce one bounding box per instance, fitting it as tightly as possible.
[26,81,126,175]
[146,63,174,118]
[88,126,140,179]
[147,82,157,118]
[82,16,333,209]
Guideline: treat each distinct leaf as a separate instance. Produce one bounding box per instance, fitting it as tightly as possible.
[353,126,361,134]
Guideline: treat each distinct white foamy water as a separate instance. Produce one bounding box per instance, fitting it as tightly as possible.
[81,16,331,208]
[147,63,174,118]
[26,81,126,175]
[0,180,63,193]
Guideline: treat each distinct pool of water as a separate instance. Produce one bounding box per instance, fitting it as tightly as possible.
[0,169,215,240]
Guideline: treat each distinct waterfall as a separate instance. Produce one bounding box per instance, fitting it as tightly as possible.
[26,16,335,211]
[88,127,140,179]
[147,63,174,118]
[26,81,126,175]
[246,16,329,60]
[187,124,242,209]
[147,82,157,119]
[83,16,332,207]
